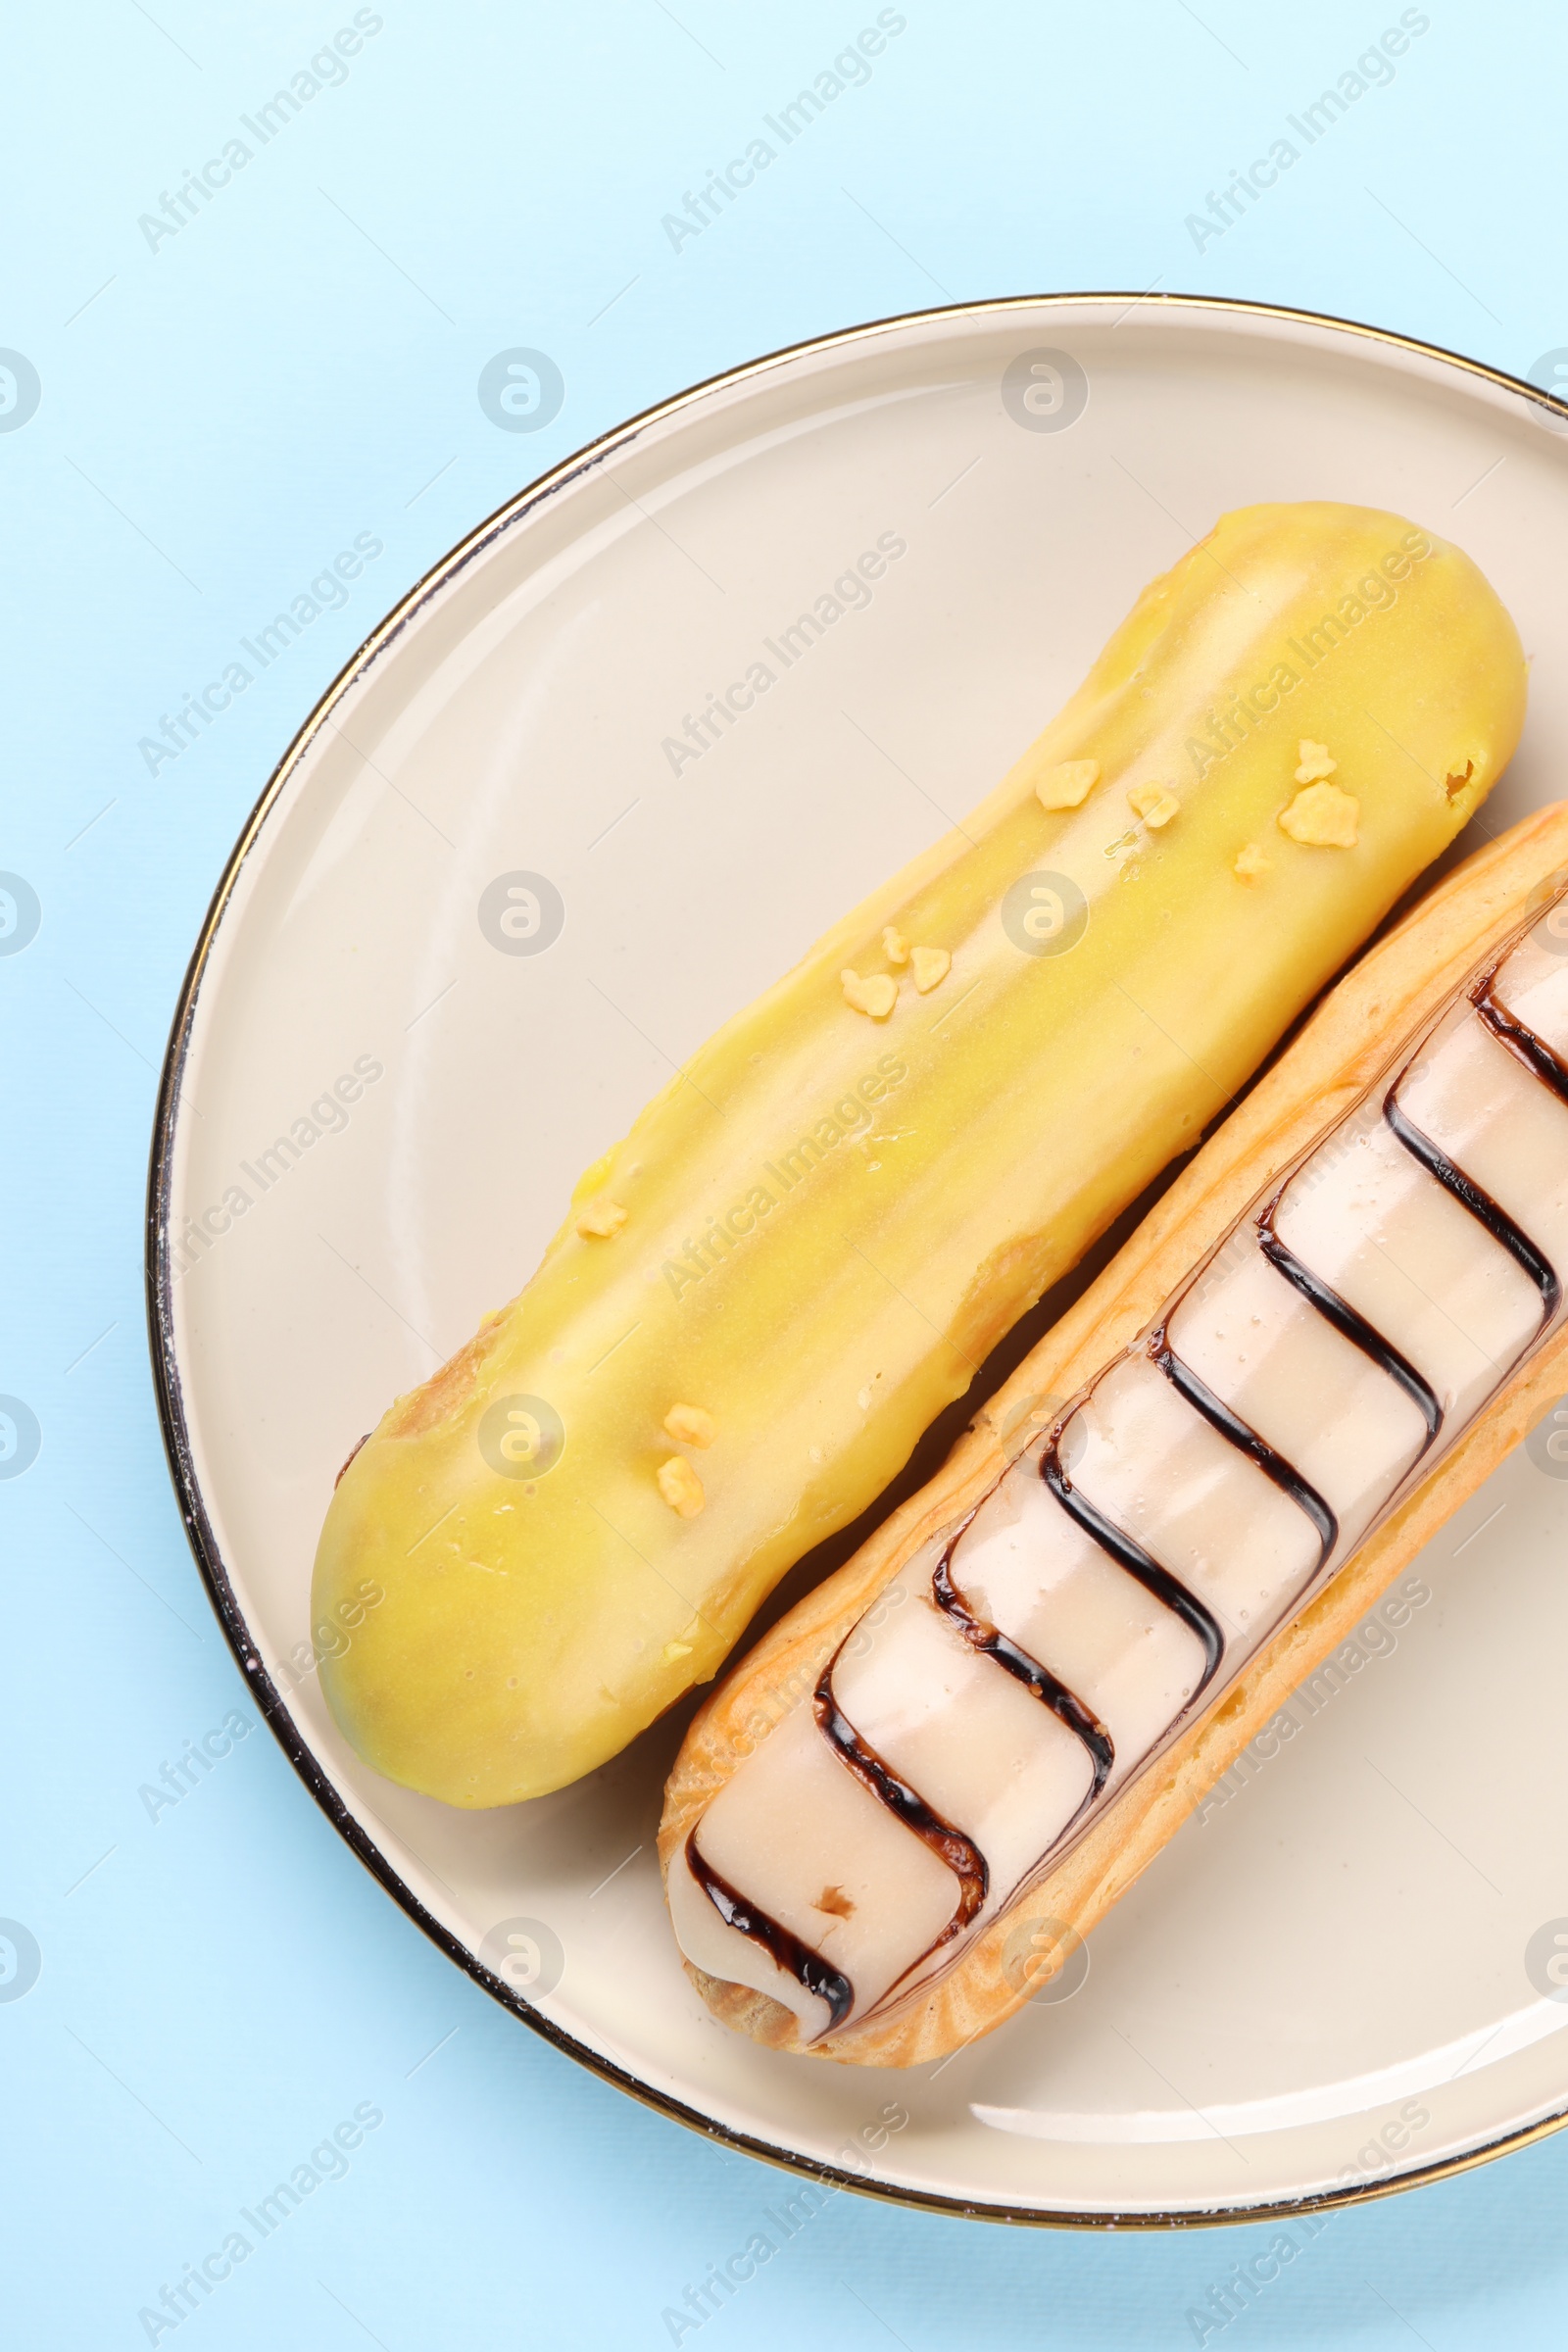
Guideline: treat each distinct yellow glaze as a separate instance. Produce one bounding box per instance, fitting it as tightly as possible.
[315,502,1525,1804]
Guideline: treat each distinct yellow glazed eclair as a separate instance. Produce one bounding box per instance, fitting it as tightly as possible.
[660,808,1568,2065]
[315,502,1525,1805]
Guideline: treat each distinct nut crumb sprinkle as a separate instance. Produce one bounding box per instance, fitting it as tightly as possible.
[910,945,951,994]
[1279,781,1359,848]
[663,1402,715,1447]
[575,1198,627,1239]
[1036,759,1100,811]
[1128,782,1180,828]
[656,1457,705,1517]
[1233,842,1271,881]
[881,924,910,965]
[841,967,898,1019]
[1295,739,1337,783]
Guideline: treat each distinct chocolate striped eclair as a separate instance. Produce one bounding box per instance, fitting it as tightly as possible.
[661,805,1568,2066]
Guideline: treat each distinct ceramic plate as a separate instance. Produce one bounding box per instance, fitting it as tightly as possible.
[149,294,1568,2225]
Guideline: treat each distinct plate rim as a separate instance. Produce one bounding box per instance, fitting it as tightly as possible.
[143,286,1568,2230]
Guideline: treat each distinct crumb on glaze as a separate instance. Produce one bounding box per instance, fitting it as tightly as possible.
[663,1403,715,1447]
[657,1456,706,1517]
[1128,782,1180,829]
[575,1198,627,1239]
[841,968,898,1019]
[1036,759,1100,811]
[1295,738,1337,784]
[1279,781,1359,848]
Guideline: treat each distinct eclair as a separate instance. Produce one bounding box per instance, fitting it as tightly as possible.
[316,502,1524,1806]
[661,807,1568,2066]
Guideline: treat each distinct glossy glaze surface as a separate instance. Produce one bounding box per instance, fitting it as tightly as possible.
[317,502,1524,1804]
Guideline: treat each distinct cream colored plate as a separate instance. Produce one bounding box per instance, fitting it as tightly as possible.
[150,296,1568,2224]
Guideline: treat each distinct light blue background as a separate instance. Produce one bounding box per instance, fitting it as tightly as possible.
[5,1,1566,2343]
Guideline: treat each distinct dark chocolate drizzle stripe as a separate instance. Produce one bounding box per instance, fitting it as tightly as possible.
[812,1648,988,1947]
[931,1537,1114,1795]
[1255,1208,1443,1447]
[1384,1084,1561,1330]
[1474,977,1568,1109]
[1041,1441,1225,1697]
[684,1832,854,2029]
[1152,1337,1338,1571]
